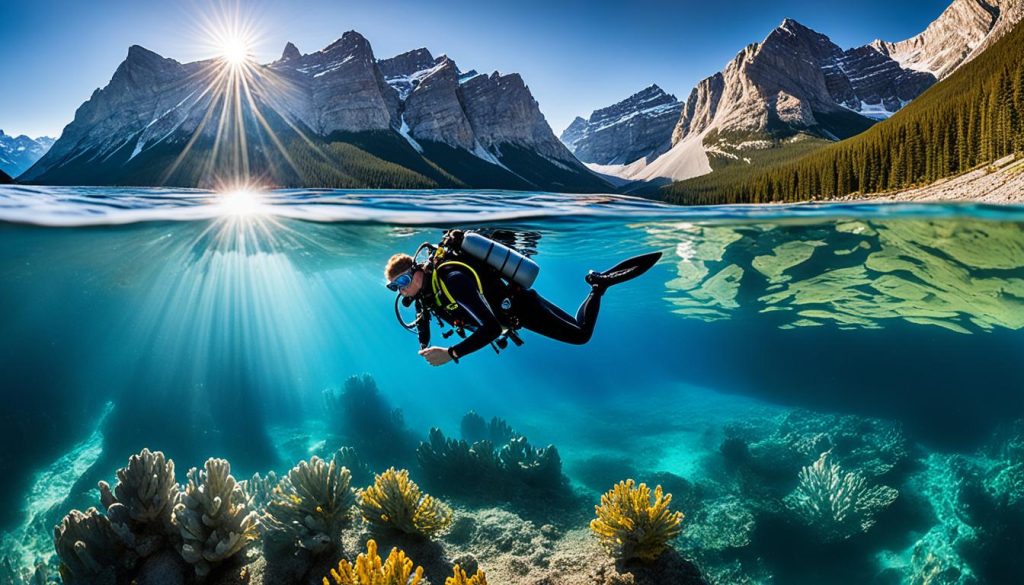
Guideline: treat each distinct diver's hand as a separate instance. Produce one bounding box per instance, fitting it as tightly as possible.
[419,346,452,366]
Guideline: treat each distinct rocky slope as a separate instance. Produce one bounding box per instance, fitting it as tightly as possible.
[559,84,682,165]
[0,131,54,178]
[22,34,607,192]
[576,0,1022,186]
[871,0,1022,79]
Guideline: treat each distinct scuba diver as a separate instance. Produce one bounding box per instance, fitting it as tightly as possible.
[385,229,662,366]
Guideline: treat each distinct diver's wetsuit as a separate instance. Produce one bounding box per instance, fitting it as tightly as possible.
[416,265,602,358]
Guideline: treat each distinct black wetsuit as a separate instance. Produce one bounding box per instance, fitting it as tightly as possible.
[416,263,603,358]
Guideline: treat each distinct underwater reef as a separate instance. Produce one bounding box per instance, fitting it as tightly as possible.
[5,374,1022,585]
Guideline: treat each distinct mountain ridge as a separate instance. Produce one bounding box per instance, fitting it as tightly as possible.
[564,0,1022,187]
[23,32,608,192]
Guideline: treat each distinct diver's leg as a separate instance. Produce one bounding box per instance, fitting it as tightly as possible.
[513,288,601,345]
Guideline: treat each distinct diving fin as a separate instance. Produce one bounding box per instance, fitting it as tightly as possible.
[585,251,663,289]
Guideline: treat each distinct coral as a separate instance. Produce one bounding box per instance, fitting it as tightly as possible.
[445,564,488,585]
[335,446,374,487]
[173,458,259,576]
[323,374,416,468]
[723,409,909,482]
[261,452,354,555]
[590,479,684,562]
[460,411,488,444]
[97,448,180,557]
[358,468,453,538]
[498,436,562,489]
[322,539,423,585]
[53,508,128,582]
[239,471,279,514]
[458,410,519,447]
[417,427,564,497]
[417,428,494,487]
[784,451,898,542]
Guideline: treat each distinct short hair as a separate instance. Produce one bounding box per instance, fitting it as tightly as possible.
[384,253,416,281]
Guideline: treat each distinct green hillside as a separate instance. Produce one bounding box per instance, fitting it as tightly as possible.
[664,21,1024,204]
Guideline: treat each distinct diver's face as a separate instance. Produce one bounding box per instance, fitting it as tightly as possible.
[399,270,424,298]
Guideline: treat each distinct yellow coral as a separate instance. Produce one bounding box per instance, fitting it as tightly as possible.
[358,468,453,538]
[590,479,684,562]
[445,564,488,585]
[323,539,424,585]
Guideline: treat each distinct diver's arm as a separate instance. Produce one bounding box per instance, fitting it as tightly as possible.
[415,300,431,349]
[444,269,503,358]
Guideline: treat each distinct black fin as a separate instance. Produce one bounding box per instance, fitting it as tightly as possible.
[586,251,662,288]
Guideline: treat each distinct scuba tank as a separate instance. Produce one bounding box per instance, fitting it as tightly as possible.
[455,231,539,289]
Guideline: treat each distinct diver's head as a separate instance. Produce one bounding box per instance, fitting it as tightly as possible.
[384,253,424,298]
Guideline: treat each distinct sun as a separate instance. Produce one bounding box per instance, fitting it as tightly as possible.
[219,35,251,66]
[218,188,265,216]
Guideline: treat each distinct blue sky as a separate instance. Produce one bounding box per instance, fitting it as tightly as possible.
[0,0,951,139]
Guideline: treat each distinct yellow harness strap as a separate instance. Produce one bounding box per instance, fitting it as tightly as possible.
[431,261,484,312]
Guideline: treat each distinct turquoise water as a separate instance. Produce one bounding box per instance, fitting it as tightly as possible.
[1,186,1022,584]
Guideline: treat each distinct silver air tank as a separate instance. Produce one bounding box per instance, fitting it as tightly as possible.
[460,232,540,289]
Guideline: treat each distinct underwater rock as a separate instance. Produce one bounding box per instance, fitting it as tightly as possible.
[173,458,259,577]
[323,375,418,469]
[681,496,755,551]
[723,409,909,482]
[590,480,684,562]
[358,468,453,538]
[261,452,354,556]
[97,448,179,558]
[784,451,898,542]
[134,548,188,585]
[1,556,51,585]
[53,507,129,584]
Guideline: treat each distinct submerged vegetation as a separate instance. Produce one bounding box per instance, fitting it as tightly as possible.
[322,539,423,585]
[590,480,684,562]
[358,468,453,538]
[20,370,1021,584]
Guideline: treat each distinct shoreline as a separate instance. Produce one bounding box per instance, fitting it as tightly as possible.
[827,154,1024,205]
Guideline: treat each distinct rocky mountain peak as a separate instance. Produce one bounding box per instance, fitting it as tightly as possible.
[280,41,301,61]
[378,47,437,79]
[872,0,1021,79]
[323,31,374,59]
[125,44,166,63]
[560,83,683,166]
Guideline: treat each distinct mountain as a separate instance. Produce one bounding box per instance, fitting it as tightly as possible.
[665,18,1024,204]
[22,33,609,192]
[0,131,54,178]
[871,0,1022,79]
[0,169,11,184]
[576,0,1022,188]
[559,85,682,166]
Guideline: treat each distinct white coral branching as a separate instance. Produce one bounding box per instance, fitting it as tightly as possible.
[98,448,179,557]
[785,451,898,541]
[174,458,259,576]
[53,508,129,581]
